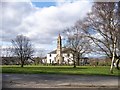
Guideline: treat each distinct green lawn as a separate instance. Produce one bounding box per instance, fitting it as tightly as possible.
[1,65,120,76]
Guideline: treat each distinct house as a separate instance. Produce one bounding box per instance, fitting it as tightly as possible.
[47,48,74,65]
[47,34,74,65]
[80,57,89,65]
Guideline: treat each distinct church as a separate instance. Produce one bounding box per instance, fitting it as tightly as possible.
[47,34,74,65]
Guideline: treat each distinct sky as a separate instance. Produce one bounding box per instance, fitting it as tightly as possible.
[1,0,93,56]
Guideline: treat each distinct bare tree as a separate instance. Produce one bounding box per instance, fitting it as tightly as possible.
[63,25,92,68]
[77,2,120,73]
[11,35,34,67]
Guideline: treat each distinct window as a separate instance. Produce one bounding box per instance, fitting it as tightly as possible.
[57,40,59,44]
[63,57,64,62]
[50,59,51,64]
[67,53,70,57]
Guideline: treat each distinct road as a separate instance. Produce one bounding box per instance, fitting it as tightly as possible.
[2,74,119,89]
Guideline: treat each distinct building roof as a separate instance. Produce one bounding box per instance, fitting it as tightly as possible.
[48,50,56,54]
[48,47,73,54]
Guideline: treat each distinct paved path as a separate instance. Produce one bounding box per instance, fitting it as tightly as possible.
[2,74,119,88]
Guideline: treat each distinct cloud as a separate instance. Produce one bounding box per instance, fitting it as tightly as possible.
[1,2,35,41]
[1,1,93,56]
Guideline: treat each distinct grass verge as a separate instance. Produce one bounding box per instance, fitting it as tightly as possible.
[1,65,120,76]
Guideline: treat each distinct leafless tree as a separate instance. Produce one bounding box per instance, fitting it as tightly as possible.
[63,25,92,68]
[77,2,120,73]
[11,35,34,67]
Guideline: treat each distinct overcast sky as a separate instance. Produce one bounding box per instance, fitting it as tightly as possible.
[1,0,93,56]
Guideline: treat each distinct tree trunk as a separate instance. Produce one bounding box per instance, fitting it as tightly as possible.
[77,53,80,66]
[77,59,79,66]
[110,55,115,74]
[115,59,119,70]
[21,60,24,67]
[21,63,24,67]
[110,37,116,74]
[73,54,76,68]
[73,60,76,68]
[20,56,24,67]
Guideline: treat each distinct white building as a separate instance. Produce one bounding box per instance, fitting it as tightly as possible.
[47,48,74,64]
[47,34,74,65]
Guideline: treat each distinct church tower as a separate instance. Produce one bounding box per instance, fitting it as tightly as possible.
[56,34,63,64]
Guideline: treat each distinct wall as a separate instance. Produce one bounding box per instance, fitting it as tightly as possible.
[47,54,57,64]
[47,53,74,64]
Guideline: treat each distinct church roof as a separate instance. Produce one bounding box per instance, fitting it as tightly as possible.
[48,48,73,54]
[48,50,56,54]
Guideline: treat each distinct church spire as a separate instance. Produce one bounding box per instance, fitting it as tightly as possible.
[56,33,63,64]
[57,33,62,52]
[58,31,61,37]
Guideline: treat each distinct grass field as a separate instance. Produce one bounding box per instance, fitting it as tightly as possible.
[1,65,120,76]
